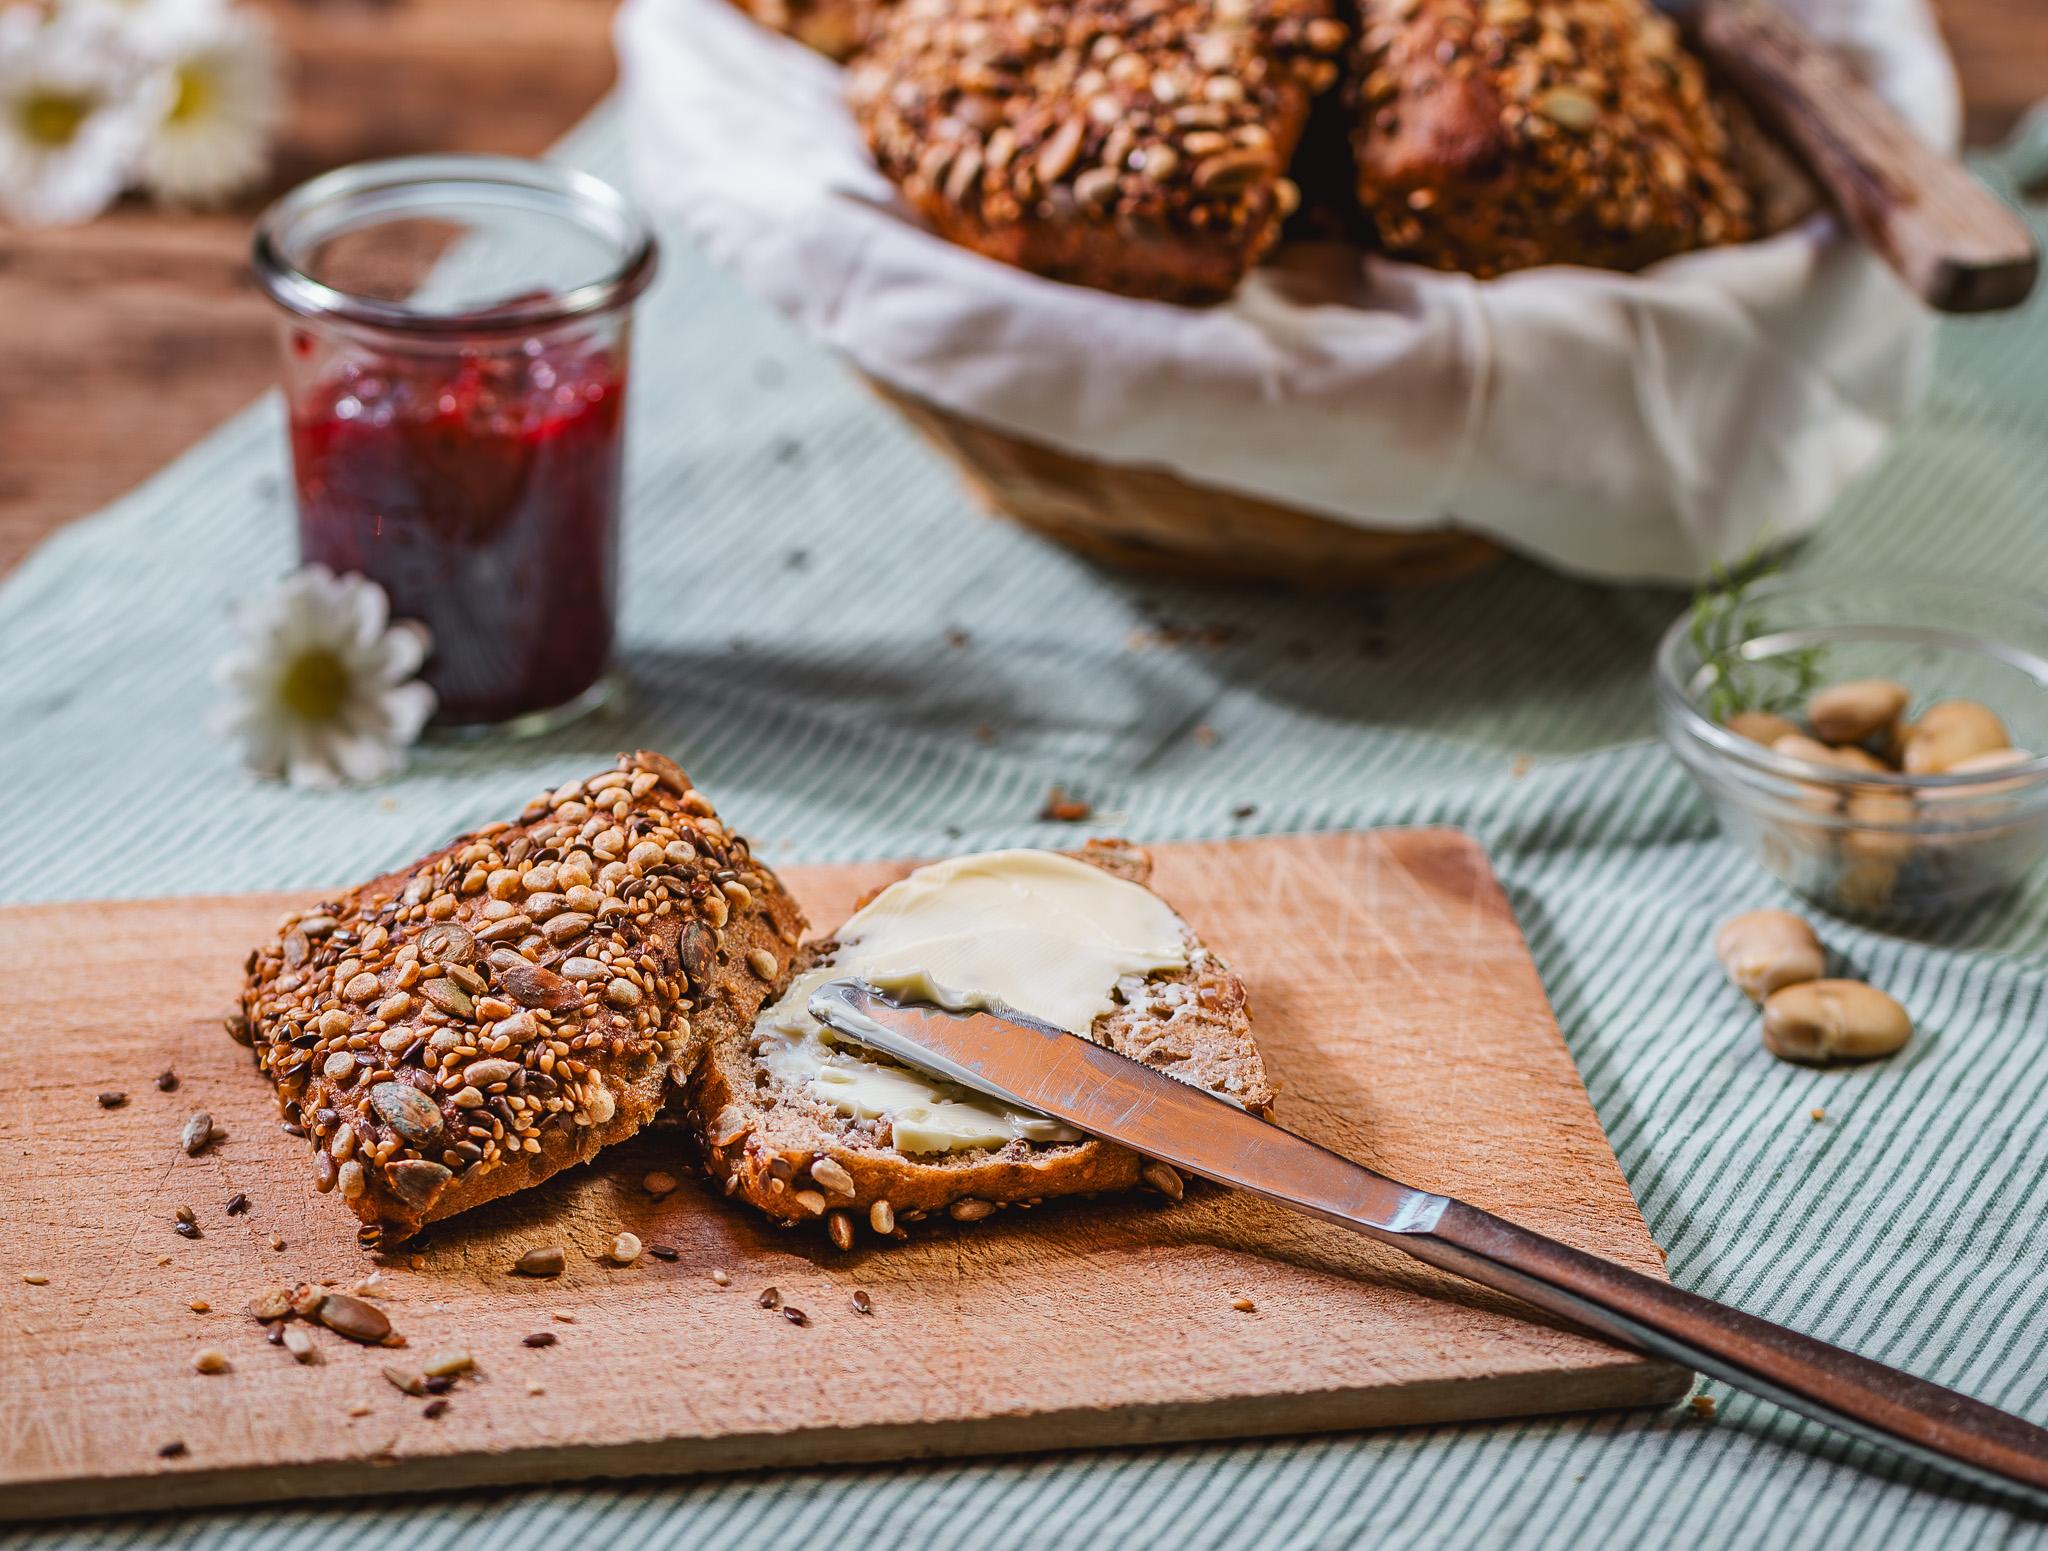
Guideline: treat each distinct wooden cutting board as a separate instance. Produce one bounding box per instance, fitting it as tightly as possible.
[0,830,1687,1520]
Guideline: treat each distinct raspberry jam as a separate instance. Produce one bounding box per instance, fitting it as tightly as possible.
[255,156,657,731]
[288,325,625,727]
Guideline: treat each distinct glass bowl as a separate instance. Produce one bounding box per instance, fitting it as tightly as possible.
[1655,575,2048,919]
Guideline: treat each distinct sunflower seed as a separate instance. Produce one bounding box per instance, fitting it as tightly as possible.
[317,1293,392,1344]
[513,1246,565,1278]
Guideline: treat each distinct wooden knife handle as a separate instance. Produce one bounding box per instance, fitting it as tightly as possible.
[1689,0,2038,313]
[1409,1200,2048,1505]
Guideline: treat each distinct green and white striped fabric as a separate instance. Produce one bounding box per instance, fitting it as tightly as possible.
[5,106,2048,1550]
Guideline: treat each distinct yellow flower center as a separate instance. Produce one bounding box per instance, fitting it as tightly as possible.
[18,90,90,149]
[279,650,352,722]
[167,63,212,126]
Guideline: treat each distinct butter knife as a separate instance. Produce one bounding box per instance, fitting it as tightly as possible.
[810,978,2048,1504]
[1663,0,2037,312]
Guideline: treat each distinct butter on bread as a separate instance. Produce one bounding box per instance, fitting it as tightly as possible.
[233,750,806,1244]
[688,839,1272,1242]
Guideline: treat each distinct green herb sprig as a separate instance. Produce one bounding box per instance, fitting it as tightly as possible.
[1688,549,1825,724]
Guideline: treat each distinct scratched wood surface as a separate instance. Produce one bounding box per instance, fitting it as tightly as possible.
[0,830,1685,1521]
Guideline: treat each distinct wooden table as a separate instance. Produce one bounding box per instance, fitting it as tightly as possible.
[0,0,2040,580]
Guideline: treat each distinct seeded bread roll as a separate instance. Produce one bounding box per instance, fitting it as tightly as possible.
[689,840,1272,1245]
[727,0,881,58]
[1346,0,1754,275]
[847,0,1351,304]
[233,750,806,1245]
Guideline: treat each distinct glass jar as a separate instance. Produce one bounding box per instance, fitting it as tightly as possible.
[253,156,657,733]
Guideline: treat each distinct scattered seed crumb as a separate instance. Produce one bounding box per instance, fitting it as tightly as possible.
[1231,803,1257,820]
[157,1070,179,1092]
[783,1307,809,1327]
[711,1269,730,1286]
[22,1272,48,1285]
[514,1246,566,1278]
[648,1244,679,1262]
[225,1192,250,1216]
[1041,785,1093,822]
[758,1286,781,1310]
[98,1092,127,1109]
[378,796,399,813]
[852,1289,874,1315]
[347,1403,372,1418]
[193,1349,230,1375]
[1192,724,1218,747]
[189,1299,211,1314]
[523,1332,558,1348]
[423,1350,474,1379]
[945,627,970,649]
[1691,1394,1717,1419]
[607,1232,642,1266]
[422,1399,449,1420]
[973,722,998,745]
[1810,1107,1826,1122]
[1510,755,1533,779]
[642,1170,679,1197]
[269,1235,286,1252]
[1231,1297,1257,1313]
[283,1326,318,1364]
[175,1204,196,1226]
[527,1381,546,1397]
[551,1309,576,1323]
[158,1441,187,1459]
[382,1366,424,1395]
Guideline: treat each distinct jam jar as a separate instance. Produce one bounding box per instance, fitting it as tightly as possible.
[254,157,657,732]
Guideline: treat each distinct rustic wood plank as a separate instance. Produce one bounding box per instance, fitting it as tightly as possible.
[0,831,1687,1521]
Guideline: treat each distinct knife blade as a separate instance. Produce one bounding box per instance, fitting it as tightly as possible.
[809,978,2048,1504]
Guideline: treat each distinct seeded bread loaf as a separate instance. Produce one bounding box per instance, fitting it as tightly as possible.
[847,0,1351,304]
[233,750,806,1245]
[688,840,1271,1246]
[1344,0,1754,275]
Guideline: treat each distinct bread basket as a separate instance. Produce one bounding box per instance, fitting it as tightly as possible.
[618,0,1960,587]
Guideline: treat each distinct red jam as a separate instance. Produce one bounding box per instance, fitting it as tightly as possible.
[288,320,626,727]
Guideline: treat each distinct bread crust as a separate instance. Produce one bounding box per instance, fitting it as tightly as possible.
[847,0,1349,304]
[1344,0,1754,275]
[689,839,1271,1241]
[234,751,806,1244]
[725,0,879,58]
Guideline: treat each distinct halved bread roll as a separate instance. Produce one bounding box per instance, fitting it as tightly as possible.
[234,750,806,1244]
[689,840,1272,1244]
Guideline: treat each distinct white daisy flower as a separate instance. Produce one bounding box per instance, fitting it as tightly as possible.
[130,0,280,207]
[0,5,167,226]
[212,567,438,789]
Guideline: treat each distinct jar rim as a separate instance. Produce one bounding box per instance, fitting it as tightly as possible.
[252,154,657,336]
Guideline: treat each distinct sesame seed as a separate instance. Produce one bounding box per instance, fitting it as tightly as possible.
[1231,1297,1257,1312]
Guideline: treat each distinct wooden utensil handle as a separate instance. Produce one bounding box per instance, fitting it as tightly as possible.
[1406,1200,2048,1505]
[1689,0,2038,313]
